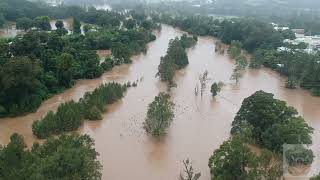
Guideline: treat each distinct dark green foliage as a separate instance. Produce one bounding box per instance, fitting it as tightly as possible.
[208,135,283,180]
[55,20,64,29]
[0,4,157,117]
[56,53,76,87]
[32,82,127,138]
[79,82,127,121]
[210,82,223,97]
[124,19,136,29]
[16,17,34,31]
[101,57,116,71]
[73,17,81,34]
[235,55,248,70]
[311,174,320,180]
[157,35,197,86]
[34,16,51,31]
[285,145,314,166]
[32,101,82,138]
[231,91,313,152]
[285,76,299,89]
[144,93,174,136]
[280,29,296,40]
[0,57,45,117]
[158,56,176,83]
[0,133,102,180]
[74,50,103,79]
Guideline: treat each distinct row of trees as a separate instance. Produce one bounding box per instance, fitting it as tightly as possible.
[157,14,320,96]
[0,133,102,179]
[16,16,51,31]
[157,34,197,88]
[32,82,128,138]
[209,91,314,179]
[250,48,320,96]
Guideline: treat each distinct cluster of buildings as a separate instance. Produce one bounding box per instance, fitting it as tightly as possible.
[271,23,320,54]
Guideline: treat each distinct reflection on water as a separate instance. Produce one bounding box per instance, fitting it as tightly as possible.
[0,25,319,179]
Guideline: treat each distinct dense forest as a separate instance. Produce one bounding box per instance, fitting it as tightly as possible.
[0,1,158,117]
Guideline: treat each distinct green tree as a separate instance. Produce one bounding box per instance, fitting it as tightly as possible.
[144,93,174,136]
[208,135,282,180]
[231,91,313,152]
[210,82,223,97]
[16,17,34,31]
[0,57,44,116]
[0,133,102,180]
[73,17,81,34]
[34,16,51,31]
[55,20,64,29]
[157,56,176,84]
[56,53,76,87]
[227,41,242,59]
[235,55,248,70]
[124,19,136,29]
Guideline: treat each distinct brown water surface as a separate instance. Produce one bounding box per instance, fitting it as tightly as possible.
[0,25,319,179]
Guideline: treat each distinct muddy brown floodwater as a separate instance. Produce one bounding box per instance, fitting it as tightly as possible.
[0,25,320,179]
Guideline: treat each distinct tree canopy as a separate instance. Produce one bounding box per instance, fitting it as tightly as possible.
[231,90,313,152]
[144,93,175,136]
[0,133,102,180]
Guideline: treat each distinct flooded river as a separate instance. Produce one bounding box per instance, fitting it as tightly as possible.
[0,25,319,179]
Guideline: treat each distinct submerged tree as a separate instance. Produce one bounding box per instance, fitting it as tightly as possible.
[211,82,224,97]
[144,93,174,136]
[199,70,210,96]
[180,159,201,180]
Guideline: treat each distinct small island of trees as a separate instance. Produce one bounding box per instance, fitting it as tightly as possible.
[157,34,197,88]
